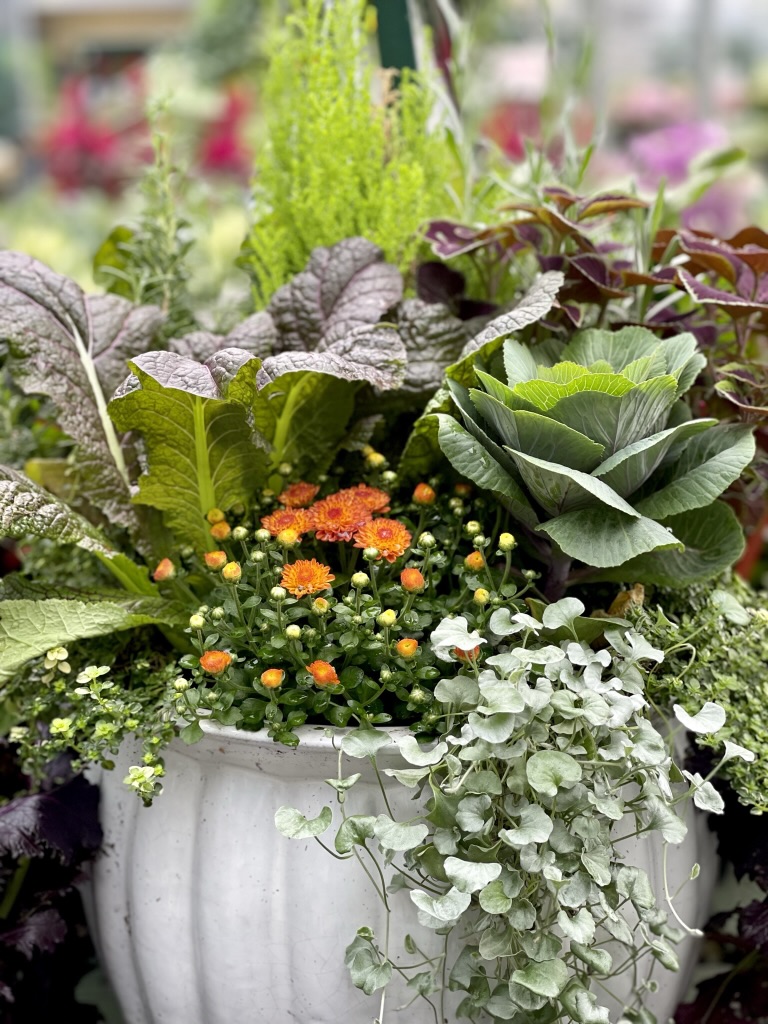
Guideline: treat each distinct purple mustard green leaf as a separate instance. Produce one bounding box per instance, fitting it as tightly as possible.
[396,299,477,397]
[0,774,102,865]
[257,325,406,391]
[0,253,165,535]
[0,467,113,556]
[109,349,268,550]
[267,237,402,350]
[168,313,279,364]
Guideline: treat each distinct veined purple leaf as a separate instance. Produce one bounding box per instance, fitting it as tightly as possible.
[0,909,68,960]
[268,237,402,350]
[568,254,628,298]
[396,299,474,396]
[257,325,406,391]
[0,253,165,535]
[460,271,564,356]
[168,313,279,364]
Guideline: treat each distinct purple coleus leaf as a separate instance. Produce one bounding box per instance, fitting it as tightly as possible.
[0,908,67,960]
[678,268,768,317]
[0,775,102,865]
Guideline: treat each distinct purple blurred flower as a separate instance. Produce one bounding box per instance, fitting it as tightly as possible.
[629,121,727,187]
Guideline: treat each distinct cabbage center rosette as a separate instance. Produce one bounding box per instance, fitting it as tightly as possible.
[436,325,755,593]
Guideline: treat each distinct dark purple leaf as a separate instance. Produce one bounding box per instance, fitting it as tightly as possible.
[0,775,102,864]
[0,909,67,960]
[267,237,402,350]
[739,899,768,954]
[568,254,628,298]
[416,262,466,305]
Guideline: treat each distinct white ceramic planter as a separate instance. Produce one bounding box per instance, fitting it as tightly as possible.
[85,723,718,1024]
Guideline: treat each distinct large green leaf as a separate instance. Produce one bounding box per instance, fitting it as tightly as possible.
[537,506,683,568]
[437,416,539,528]
[109,350,269,551]
[592,419,715,496]
[636,424,755,519]
[469,391,604,471]
[253,371,358,477]
[521,372,637,408]
[546,376,678,453]
[475,367,533,409]
[561,326,661,370]
[448,382,520,477]
[506,450,639,518]
[590,502,744,585]
[502,338,539,387]
[0,596,186,678]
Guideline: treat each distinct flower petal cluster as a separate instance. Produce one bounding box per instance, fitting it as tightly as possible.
[278,482,320,508]
[261,508,312,538]
[354,518,411,562]
[280,559,335,598]
[309,492,371,542]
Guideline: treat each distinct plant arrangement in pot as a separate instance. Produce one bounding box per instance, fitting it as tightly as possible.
[1,6,768,1024]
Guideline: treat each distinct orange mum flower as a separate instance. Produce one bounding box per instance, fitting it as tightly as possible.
[307,660,340,687]
[261,508,312,538]
[400,567,425,593]
[396,638,419,659]
[354,519,412,563]
[335,485,391,514]
[309,493,371,542]
[280,559,335,598]
[199,650,233,674]
[278,482,320,508]
[260,668,285,689]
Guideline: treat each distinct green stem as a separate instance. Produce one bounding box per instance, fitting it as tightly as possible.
[0,857,30,920]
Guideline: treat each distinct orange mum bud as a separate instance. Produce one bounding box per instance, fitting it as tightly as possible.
[204,551,228,570]
[199,650,233,674]
[206,508,226,524]
[413,483,436,505]
[152,557,176,582]
[222,561,242,583]
[464,551,485,571]
[210,521,231,541]
[396,638,419,659]
[454,483,472,498]
[260,668,285,689]
[400,568,425,593]
[307,660,340,687]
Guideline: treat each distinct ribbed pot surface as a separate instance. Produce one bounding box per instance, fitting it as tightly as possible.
[85,723,717,1024]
